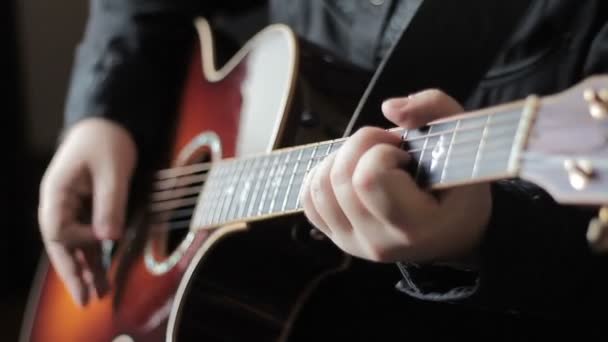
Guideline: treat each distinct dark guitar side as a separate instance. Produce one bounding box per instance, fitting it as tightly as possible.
[21,19,350,342]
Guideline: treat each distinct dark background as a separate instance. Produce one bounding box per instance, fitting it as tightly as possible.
[1,0,75,340]
[1,2,264,341]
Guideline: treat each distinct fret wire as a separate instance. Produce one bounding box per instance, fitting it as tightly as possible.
[198,108,524,222]
[202,166,222,225]
[194,170,211,227]
[221,161,241,223]
[455,154,508,169]
[472,114,492,178]
[209,164,229,225]
[221,161,243,222]
[203,128,512,172]
[220,136,528,218]
[269,152,291,213]
[403,113,519,144]
[325,140,336,155]
[282,147,304,211]
[288,147,316,210]
[213,162,238,225]
[192,172,205,227]
[414,128,431,181]
[194,114,521,190]
[214,163,233,224]
[237,157,259,220]
[156,110,522,188]
[278,151,298,210]
[440,120,461,182]
[415,132,517,186]
[295,143,319,208]
[273,141,515,181]
[288,140,336,210]
[247,155,271,217]
[227,158,249,221]
[238,158,257,218]
[409,126,517,155]
[258,154,281,215]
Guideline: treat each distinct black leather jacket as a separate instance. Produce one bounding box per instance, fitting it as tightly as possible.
[64,0,608,321]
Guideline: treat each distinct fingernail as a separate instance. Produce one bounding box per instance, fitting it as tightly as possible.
[382,97,408,111]
[382,97,415,117]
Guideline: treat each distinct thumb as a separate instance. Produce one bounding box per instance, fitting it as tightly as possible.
[381,89,464,128]
[91,161,132,240]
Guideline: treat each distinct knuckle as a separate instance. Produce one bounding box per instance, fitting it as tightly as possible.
[311,168,328,195]
[352,168,377,191]
[361,241,392,262]
[368,144,394,160]
[426,88,446,102]
[352,159,381,191]
[329,162,350,187]
[354,126,384,143]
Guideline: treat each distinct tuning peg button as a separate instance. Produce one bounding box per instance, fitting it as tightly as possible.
[590,102,608,119]
[564,159,595,190]
[587,207,608,253]
[583,88,608,119]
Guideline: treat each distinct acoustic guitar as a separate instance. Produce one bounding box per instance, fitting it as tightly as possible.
[21,18,608,341]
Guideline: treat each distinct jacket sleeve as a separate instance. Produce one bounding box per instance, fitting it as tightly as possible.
[469,17,608,318]
[64,0,264,165]
[396,17,608,319]
[472,181,608,318]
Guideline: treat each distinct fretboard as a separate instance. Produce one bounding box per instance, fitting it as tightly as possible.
[192,100,533,229]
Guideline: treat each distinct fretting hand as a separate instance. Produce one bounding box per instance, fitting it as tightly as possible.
[300,90,492,264]
[38,118,137,306]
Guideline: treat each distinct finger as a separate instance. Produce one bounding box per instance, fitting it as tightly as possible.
[46,243,89,306]
[79,244,110,299]
[91,161,131,240]
[39,187,98,246]
[353,144,437,231]
[381,89,464,128]
[309,153,352,232]
[300,164,331,236]
[331,127,400,225]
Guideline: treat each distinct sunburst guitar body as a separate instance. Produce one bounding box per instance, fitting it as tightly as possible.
[21,19,349,342]
[20,15,608,342]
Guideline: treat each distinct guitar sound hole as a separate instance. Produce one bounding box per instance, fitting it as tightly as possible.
[145,132,221,274]
[165,152,210,255]
[167,225,190,254]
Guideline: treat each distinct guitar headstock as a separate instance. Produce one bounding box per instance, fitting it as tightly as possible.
[519,75,608,206]
[518,75,608,251]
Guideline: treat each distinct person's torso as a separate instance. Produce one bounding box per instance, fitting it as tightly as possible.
[265,0,606,110]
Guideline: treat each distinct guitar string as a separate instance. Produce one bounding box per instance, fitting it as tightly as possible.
[147,138,517,231]
[152,113,520,180]
[150,126,517,195]
[149,134,517,208]
[145,112,523,231]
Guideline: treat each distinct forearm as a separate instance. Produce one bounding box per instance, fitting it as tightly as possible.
[64,1,267,165]
[64,0,206,169]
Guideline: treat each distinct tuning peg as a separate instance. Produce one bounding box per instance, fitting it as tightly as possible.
[563,159,595,190]
[583,88,608,120]
[587,206,608,253]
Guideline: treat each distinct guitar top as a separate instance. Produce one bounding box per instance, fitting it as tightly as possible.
[21,15,608,342]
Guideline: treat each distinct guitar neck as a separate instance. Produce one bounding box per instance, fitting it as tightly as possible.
[191,96,538,229]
